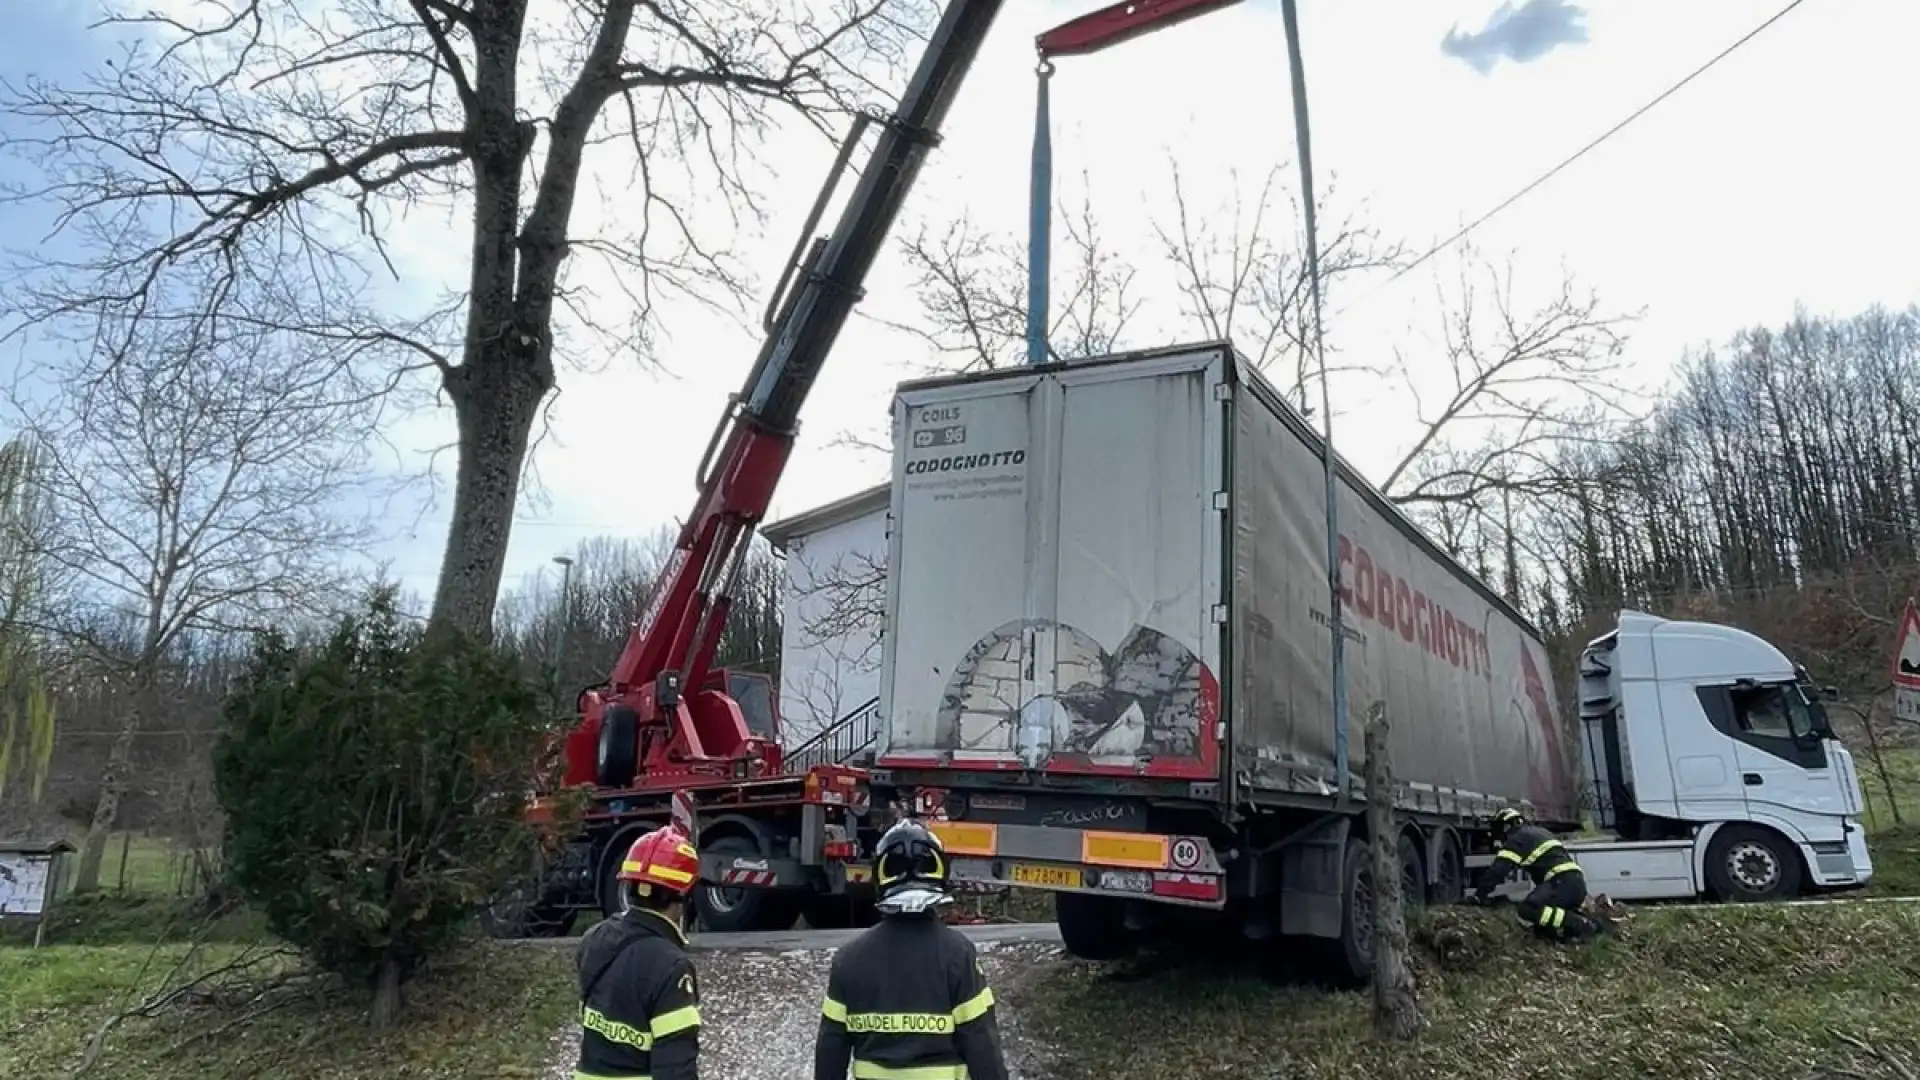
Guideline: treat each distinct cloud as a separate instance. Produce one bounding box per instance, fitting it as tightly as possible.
[1441,0,1590,75]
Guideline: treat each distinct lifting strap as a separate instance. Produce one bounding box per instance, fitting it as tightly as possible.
[1025,59,1055,368]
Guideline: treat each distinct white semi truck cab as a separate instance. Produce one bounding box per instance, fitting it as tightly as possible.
[1486,610,1873,903]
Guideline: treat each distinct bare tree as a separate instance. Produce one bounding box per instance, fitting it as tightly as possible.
[0,435,59,806]
[13,316,376,893]
[891,182,1144,374]
[1153,161,1403,409]
[1382,243,1638,509]
[2,0,930,637]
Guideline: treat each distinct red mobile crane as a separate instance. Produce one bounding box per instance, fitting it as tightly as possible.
[489,0,1251,939]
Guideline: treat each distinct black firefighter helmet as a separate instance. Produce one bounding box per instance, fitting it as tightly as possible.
[874,817,951,900]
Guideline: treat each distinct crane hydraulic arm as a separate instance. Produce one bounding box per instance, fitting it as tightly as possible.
[562,0,1250,794]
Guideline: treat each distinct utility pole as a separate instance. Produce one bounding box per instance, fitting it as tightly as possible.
[549,555,575,711]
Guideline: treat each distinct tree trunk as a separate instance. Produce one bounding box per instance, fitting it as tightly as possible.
[428,351,547,639]
[370,955,405,1030]
[1365,702,1424,1041]
[72,713,139,893]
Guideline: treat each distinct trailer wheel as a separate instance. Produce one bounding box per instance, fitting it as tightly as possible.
[1705,825,1802,902]
[1055,891,1134,961]
[694,834,800,933]
[1430,832,1466,905]
[1333,837,1376,985]
[1398,833,1427,909]
[595,704,640,789]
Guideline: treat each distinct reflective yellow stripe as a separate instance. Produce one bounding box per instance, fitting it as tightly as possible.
[823,996,849,1024]
[651,1004,700,1038]
[582,1005,653,1050]
[620,862,695,885]
[851,1062,967,1080]
[952,987,994,1025]
[1543,861,1579,878]
[846,1012,955,1035]
[1536,905,1565,929]
[1521,839,1563,867]
[1495,849,1523,865]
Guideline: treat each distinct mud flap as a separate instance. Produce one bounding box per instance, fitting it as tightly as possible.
[1278,816,1350,939]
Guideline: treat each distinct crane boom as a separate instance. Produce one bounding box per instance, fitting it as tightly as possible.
[562,0,1253,793]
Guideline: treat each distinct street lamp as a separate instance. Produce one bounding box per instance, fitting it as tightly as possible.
[549,555,575,710]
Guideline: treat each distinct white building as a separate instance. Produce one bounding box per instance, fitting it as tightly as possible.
[762,484,890,749]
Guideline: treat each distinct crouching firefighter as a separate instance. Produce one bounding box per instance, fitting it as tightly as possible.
[575,824,704,1080]
[814,819,1008,1080]
[1470,807,1610,942]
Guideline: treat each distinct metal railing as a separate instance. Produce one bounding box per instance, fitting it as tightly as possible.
[784,696,881,773]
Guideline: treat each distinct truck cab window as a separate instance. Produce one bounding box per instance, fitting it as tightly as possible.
[1730,684,1795,740]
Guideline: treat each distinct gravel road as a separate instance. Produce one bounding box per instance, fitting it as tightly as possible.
[540,938,1066,1079]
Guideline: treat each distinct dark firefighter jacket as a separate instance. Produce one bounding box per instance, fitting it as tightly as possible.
[814,912,1008,1080]
[1474,821,1581,896]
[575,908,701,1080]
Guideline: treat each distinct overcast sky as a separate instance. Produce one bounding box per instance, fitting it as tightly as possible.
[5,0,1916,607]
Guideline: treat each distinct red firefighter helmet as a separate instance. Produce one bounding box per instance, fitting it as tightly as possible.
[618,825,700,897]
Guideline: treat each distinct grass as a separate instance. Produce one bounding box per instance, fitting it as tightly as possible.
[4,831,576,1078]
[0,939,576,1079]
[1007,902,1920,1080]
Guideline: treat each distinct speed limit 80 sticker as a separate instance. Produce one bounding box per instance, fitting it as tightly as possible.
[1170,837,1202,870]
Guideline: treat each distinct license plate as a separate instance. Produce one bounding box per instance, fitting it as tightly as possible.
[1010,863,1083,889]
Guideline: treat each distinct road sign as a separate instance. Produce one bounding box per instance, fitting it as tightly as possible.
[1894,601,1920,689]
[1893,600,1920,725]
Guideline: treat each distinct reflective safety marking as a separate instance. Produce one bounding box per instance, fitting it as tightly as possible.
[846,1012,955,1035]
[582,1005,653,1050]
[928,821,997,856]
[1544,861,1579,878]
[851,1061,967,1080]
[952,986,994,1025]
[1081,831,1169,870]
[1537,905,1566,929]
[1522,840,1564,867]
[651,1004,701,1037]
[823,996,849,1023]
[650,866,696,884]
[1496,849,1524,865]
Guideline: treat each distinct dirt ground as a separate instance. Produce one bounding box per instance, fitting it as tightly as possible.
[540,940,1064,1080]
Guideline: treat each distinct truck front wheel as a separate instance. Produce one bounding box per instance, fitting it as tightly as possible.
[1055,891,1134,961]
[1706,825,1803,902]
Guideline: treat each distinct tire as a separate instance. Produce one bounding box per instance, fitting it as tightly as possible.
[1397,833,1427,910]
[480,882,578,939]
[1333,837,1374,984]
[694,834,799,933]
[1705,825,1802,903]
[1430,834,1466,906]
[596,705,639,789]
[1055,891,1134,962]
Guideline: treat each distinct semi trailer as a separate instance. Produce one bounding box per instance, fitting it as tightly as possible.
[868,341,1874,976]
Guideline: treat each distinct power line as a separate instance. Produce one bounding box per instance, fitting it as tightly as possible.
[1334,0,1812,321]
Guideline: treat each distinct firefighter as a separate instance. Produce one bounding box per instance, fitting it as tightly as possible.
[575,824,704,1080]
[1468,806,1610,942]
[814,818,1009,1080]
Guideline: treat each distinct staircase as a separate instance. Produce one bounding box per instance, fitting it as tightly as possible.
[784,697,881,774]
